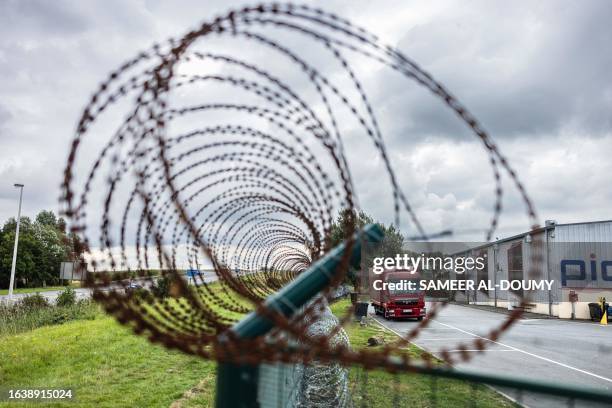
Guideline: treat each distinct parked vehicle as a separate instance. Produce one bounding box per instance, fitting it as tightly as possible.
[332,284,351,300]
[125,280,143,294]
[369,268,426,320]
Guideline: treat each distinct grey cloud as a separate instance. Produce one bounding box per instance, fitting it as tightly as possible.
[0,0,611,246]
[0,103,11,137]
[0,0,89,37]
[378,0,612,142]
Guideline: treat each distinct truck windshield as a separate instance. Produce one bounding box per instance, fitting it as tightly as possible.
[387,279,421,295]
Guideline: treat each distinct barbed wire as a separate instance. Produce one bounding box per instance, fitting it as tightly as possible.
[60,2,542,373]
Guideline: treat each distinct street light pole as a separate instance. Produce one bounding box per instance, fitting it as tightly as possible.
[8,183,24,300]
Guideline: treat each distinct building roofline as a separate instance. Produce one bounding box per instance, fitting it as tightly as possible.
[451,226,547,254]
[451,219,612,255]
[555,219,612,227]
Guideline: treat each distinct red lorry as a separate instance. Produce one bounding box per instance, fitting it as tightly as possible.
[369,268,426,320]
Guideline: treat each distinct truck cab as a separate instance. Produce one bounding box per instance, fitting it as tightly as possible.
[369,269,426,320]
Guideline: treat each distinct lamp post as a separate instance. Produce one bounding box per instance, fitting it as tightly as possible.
[8,183,24,300]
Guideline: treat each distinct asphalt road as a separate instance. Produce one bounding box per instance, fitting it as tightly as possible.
[0,271,219,303]
[373,302,612,408]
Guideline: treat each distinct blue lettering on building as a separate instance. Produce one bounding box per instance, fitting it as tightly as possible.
[561,260,585,286]
[561,259,612,286]
[602,261,612,281]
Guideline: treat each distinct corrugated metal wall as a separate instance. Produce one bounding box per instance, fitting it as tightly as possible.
[474,221,612,307]
[554,221,612,243]
[549,221,612,293]
[447,221,612,314]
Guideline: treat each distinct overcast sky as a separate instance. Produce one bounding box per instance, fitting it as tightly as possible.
[1,0,611,248]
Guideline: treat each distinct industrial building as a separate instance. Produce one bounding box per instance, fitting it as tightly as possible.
[453,220,612,319]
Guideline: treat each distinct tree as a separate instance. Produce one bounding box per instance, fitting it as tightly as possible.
[35,210,57,227]
[327,209,404,289]
[0,216,37,287]
[0,211,74,289]
[34,220,70,285]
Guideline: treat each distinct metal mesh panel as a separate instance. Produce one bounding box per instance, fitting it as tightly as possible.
[258,363,301,407]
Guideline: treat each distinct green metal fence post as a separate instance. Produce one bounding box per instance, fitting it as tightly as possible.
[215,224,384,408]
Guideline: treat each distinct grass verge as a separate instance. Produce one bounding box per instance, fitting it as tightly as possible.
[0,290,515,407]
[0,297,99,338]
[0,317,214,408]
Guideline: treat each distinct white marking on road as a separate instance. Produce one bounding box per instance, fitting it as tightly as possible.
[414,327,461,331]
[418,337,481,341]
[442,349,517,353]
[432,320,612,384]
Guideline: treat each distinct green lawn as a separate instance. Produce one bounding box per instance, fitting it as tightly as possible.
[0,292,514,408]
[0,317,214,408]
[0,283,244,408]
